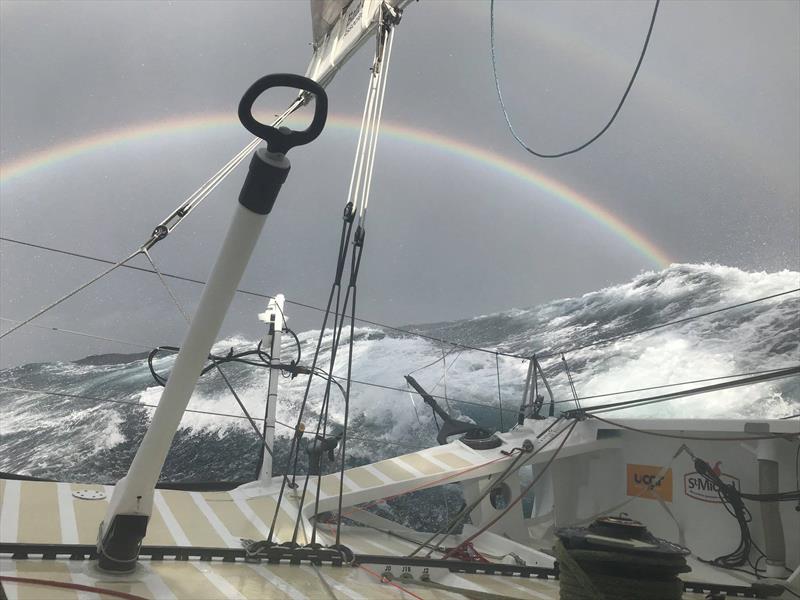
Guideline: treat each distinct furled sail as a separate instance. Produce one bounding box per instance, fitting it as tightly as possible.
[306,0,409,87]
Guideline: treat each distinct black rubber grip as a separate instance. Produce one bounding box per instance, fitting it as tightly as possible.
[238,73,328,155]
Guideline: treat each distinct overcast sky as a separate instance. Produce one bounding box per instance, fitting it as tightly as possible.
[1,0,798,367]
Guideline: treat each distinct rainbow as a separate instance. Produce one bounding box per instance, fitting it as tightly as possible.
[0,114,672,267]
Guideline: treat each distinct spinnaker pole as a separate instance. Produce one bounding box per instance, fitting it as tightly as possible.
[97,74,328,572]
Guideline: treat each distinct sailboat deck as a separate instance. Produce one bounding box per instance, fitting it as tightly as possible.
[0,479,727,599]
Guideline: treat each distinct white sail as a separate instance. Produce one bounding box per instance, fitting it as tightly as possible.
[306,0,410,87]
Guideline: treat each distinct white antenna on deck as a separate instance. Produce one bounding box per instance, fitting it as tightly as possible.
[258,294,286,482]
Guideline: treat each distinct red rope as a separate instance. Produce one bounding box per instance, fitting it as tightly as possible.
[0,575,149,600]
[357,564,425,600]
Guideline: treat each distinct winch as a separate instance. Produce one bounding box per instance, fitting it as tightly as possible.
[554,515,690,600]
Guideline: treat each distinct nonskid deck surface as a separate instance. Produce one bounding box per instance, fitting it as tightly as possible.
[0,442,492,549]
[1,558,722,600]
[0,479,731,599]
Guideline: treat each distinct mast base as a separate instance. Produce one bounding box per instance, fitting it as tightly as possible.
[97,514,149,572]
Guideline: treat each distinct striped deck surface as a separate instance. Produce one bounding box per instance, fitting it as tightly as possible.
[0,478,723,599]
[0,436,758,599]
[0,442,500,549]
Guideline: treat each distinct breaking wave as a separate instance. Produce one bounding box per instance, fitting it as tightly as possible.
[1,263,798,483]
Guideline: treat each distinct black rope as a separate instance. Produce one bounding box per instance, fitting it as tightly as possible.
[692,457,773,571]
[275,203,356,545]
[335,231,366,545]
[301,223,364,546]
[490,0,660,158]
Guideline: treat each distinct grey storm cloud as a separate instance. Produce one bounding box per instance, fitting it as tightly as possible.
[0,0,798,367]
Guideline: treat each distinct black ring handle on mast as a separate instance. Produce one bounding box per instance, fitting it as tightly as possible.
[238,73,328,155]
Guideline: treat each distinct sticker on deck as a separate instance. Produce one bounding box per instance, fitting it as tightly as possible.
[684,461,740,503]
[626,463,673,502]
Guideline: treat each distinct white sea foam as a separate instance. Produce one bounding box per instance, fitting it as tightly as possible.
[1,263,797,478]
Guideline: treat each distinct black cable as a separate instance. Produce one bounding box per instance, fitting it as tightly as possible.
[408,345,461,376]
[693,457,757,569]
[299,221,360,546]
[285,327,302,367]
[490,0,660,158]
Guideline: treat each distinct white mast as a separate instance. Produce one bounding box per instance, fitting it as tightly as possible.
[258,294,286,482]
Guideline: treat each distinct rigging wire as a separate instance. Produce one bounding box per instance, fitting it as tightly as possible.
[442,421,579,557]
[540,287,800,359]
[0,248,141,341]
[2,303,794,421]
[563,365,800,417]
[0,96,301,341]
[0,385,425,451]
[548,365,800,406]
[0,317,157,350]
[490,0,660,158]
[494,352,505,431]
[0,236,525,359]
[588,414,800,443]
[3,307,795,421]
[4,236,797,363]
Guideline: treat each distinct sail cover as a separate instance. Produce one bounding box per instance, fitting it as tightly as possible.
[306,0,410,87]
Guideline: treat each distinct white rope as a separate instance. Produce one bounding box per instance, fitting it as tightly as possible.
[345,66,381,218]
[349,59,382,218]
[346,23,395,225]
[174,138,261,220]
[360,25,395,223]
